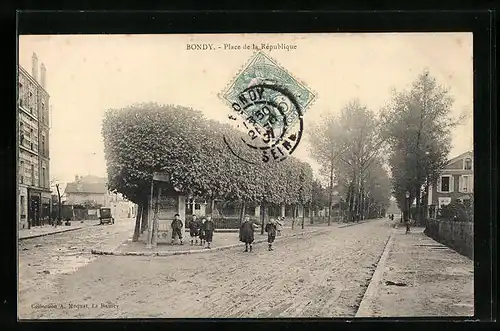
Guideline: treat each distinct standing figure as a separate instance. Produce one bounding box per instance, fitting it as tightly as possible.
[265,218,278,251]
[203,215,215,249]
[239,215,256,252]
[276,217,284,236]
[404,217,411,234]
[188,214,200,246]
[199,218,206,246]
[170,213,184,245]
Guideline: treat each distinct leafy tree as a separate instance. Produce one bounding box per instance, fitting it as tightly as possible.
[380,69,465,222]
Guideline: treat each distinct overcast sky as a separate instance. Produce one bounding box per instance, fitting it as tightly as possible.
[18,33,473,184]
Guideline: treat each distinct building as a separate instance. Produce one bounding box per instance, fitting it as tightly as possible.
[17,53,51,229]
[64,175,110,207]
[65,175,136,219]
[428,150,474,214]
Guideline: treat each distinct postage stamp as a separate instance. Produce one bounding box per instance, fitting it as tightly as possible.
[220,52,316,163]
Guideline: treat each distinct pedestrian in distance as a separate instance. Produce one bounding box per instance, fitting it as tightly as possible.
[276,217,284,236]
[199,217,206,246]
[239,215,257,252]
[265,218,278,251]
[188,214,201,246]
[170,213,184,245]
[203,215,215,249]
[404,216,411,234]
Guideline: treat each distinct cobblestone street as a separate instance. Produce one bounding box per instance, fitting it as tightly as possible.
[18,218,136,309]
[18,218,394,319]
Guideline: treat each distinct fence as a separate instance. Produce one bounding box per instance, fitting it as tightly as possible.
[424,218,473,259]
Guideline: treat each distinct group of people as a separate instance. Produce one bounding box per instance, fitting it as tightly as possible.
[175,214,285,252]
[239,215,283,252]
[171,214,215,249]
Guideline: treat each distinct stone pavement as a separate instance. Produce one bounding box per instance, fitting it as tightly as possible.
[355,227,474,317]
[19,220,100,240]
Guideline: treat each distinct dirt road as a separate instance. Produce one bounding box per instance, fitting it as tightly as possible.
[19,218,393,319]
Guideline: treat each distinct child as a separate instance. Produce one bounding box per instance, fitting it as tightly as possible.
[239,215,255,252]
[203,215,215,249]
[265,218,278,251]
[170,213,184,245]
[199,217,206,246]
[188,214,200,246]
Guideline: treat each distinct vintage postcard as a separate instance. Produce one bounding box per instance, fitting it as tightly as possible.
[17,33,473,319]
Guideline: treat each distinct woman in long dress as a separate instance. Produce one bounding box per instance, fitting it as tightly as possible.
[239,215,257,252]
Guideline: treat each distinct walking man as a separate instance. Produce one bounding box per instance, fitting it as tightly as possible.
[171,213,184,245]
[203,215,215,249]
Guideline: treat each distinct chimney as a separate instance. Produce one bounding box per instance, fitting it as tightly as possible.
[40,63,47,88]
[32,53,38,81]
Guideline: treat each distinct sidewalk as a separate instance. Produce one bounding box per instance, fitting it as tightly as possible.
[19,220,100,240]
[91,225,335,256]
[356,227,474,317]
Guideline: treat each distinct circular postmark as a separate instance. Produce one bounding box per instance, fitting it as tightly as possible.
[224,83,303,164]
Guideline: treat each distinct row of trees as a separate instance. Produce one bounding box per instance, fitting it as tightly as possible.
[309,69,464,224]
[309,100,391,224]
[102,103,313,241]
[380,70,466,223]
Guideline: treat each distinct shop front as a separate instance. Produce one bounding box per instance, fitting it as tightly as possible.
[28,189,41,227]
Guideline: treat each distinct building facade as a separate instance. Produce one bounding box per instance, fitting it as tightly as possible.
[18,53,51,229]
[428,150,474,213]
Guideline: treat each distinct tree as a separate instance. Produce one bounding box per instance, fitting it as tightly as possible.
[309,99,385,223]
[102,102,314,240]
[380,69,465,222]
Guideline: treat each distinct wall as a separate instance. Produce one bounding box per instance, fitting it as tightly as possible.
[424,219,473,259]
[65,193,106,206]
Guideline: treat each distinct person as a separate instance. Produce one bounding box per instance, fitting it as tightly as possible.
[265,218,278,251]
[276,217,284,236]
[239,215,256,252]
[203,215,215,249]
[404,214,411,234]
[170,213,184,245]
[188,214,200,246]
[199,217,206,246]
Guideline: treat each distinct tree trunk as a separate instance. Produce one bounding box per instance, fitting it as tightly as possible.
[301,204,305,229]
[239,201,246,224]
[132,204,143,242]
[140,199,148,233]
[151,187,161,247]
[414,185,421,224]
[56,184,62,225]
[260,203,266,235]
[328,161,334,226]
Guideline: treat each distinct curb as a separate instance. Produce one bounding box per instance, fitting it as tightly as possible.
[19,226,85,240]
[91,228,328,257]
[355,229,396,317]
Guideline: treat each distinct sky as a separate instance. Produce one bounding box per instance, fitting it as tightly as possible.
[18,33,473,184]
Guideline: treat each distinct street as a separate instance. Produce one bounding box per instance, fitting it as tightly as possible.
[18,217,136,311]
[18,218,393,319]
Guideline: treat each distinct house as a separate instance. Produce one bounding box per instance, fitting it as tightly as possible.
[64,175,110,207]
[428,150,473,215]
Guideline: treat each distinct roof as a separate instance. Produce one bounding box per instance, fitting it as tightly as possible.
[65,182,108,194]
[446,150,473,165]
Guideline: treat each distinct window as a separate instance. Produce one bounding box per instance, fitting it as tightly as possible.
[20,161,24,184]
[438,197,451,208]
[42,168,46,188]
[41,135,45,156]
[20,196,26,217]
[464,158,472,170]
[440,176,451,192]
[461,175,470,192]
[31,164,35,186]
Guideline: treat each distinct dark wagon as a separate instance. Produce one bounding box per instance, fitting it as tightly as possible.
[99,207,114,225]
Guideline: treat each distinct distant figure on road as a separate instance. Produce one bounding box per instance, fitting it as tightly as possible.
[265,218,278,251]
[170,213,184,245]
[188,215,200,246]
[404,217,411,234]
[239,215,257,252]
[276,217,284,236]
[203,215,215,249]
